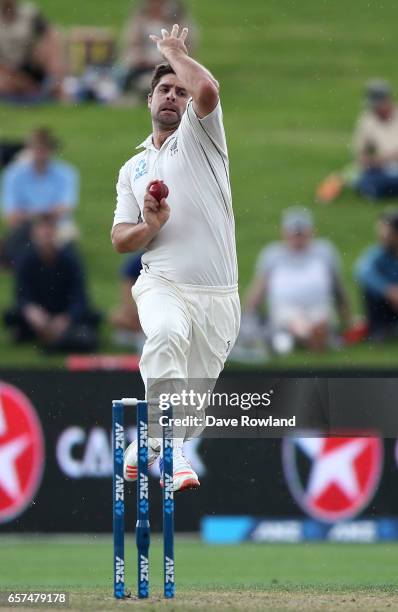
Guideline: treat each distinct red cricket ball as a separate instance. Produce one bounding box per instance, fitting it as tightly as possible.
[148,180,169,202]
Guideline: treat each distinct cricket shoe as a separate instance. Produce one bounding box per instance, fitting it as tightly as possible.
[124,437,160,481]
[160,448,200,492]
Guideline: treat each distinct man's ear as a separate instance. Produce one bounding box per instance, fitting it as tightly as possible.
[147,93,152,110]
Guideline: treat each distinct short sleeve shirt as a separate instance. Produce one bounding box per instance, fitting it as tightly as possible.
[256,239,341,310]
[113,99,237,287]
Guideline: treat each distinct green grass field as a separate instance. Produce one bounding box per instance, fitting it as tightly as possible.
[1,0,398,367]
[1,537,397,610]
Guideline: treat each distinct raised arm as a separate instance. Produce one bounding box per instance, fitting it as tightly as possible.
[150,24,219,118]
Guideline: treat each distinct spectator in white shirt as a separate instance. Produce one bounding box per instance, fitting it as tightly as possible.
[243,208,351,353]
[317,80,398,204]
[119,0,196,96]
[354,80,398,200]
[0,0,64,100]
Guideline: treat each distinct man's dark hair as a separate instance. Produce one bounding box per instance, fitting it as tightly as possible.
[150,63,176,95]
[29,127,59,151]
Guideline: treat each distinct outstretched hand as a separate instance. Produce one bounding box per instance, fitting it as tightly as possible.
[149,24,189,58]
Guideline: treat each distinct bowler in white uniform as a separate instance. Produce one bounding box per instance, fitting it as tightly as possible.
[112,25,240,491]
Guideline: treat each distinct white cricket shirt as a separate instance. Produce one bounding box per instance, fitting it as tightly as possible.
[256,239,341,313]
[353,108,398,159]
[113,99,238,287]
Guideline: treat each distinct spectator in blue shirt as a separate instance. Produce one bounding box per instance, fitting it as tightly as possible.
[0,127,79,266]
[355,209,398,339]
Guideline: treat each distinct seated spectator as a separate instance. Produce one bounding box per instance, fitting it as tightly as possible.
[354,80,398,200]
[0,0,64,101]
[1,127,79,267]
[355,209,398,340]
[3,214,101,352]
[119,0,196,96]
[316,80,398,204]
[242,208,351,354]
[109,252,145,350]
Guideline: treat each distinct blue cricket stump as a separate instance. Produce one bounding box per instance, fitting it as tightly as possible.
[112,400,125,599]
[162,405,175,598]
[136,400,150,598]
[112,398,175,600]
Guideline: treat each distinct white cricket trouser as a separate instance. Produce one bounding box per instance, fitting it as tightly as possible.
[132,271,241,440]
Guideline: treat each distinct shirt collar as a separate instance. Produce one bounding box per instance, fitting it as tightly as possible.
[136,131,176,151]
[136,134,156,150]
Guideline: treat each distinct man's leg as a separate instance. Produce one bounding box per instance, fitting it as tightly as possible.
[357,168,398,200]
[363,289,398,338]
[0,65,39,96]
[383,172,398,197]
[184,289,241,440]
[32,28,65,97]
[165,289,240,490]
[134,276,191,385]
[124,274,198,490]
[3,309,35,342]
[307,321,329,351]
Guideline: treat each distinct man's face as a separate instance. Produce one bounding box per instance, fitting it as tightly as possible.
[32,221,57,252]
[283,229,313,251]
[378,221,398,250]
[372,97,394,121]
[1,0,16,19]
[147,0,165,17]
[31,140,52,167]
[148,74,189,130]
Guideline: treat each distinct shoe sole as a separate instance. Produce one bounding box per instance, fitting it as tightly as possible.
[177,477,200,492]
[159,473,200,492]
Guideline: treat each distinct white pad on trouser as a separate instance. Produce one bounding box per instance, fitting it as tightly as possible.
[132,272,241,441]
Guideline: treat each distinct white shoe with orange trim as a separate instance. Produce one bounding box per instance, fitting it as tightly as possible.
[160,447,200,492]
[123,437,160,481]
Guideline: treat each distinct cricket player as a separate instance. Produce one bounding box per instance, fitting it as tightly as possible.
[112,25,240,491]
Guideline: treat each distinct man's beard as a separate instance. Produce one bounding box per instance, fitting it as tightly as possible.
[153,113,181,131]
[152,103,183,130]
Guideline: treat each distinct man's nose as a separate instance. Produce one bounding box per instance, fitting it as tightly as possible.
[166,90,176,101]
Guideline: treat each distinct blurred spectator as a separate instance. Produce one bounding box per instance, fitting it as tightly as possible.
[355,209,398,340]
[354,80,398,200]
[1,127,79,267]
[109,252,145,350]
[63,28,120,104]
[3,214,101,352]
[316,79,398,204]
[0,0,64,101]
[119,0,196,96]
[242,208,351,354]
